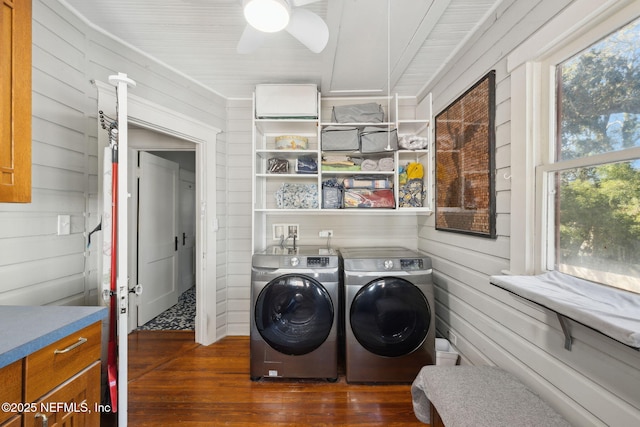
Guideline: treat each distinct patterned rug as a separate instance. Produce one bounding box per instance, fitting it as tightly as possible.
[137,286,196,331]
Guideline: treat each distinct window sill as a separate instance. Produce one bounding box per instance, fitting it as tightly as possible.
[490,271,640,350]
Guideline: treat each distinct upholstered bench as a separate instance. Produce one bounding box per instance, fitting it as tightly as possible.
[411,366,571,426]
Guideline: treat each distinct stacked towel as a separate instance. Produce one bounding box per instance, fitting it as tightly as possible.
[378,157,394,171]
[359,157,394,171]
[361,159,378,171]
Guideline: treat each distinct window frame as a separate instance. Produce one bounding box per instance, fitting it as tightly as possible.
[508,0,640,277]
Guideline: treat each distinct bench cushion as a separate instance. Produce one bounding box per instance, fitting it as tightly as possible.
[411,366,571,426]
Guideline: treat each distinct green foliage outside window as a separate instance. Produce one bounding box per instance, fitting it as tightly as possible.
[557,17,640,292]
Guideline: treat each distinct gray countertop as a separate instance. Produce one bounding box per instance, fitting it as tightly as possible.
[0,305,108,369]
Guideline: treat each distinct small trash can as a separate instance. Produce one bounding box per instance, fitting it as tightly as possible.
[436,338,459,366]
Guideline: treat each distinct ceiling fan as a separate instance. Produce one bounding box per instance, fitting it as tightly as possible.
[237,0,329,54]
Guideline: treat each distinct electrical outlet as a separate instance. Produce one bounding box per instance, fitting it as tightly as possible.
[287,224,299,238]
[272,224,300,240]
[448,331,458,346]
[272,224,287,240]
[319,230,333,237]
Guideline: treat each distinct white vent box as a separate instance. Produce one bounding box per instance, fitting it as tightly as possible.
[255,84,318,119]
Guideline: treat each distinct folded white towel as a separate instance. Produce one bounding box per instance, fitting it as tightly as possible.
[361,159,378,171]
[378,157,394,171]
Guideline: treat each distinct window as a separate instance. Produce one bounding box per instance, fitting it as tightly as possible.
[543,15,640,294]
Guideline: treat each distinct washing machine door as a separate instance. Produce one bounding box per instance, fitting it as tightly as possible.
[255,274,334,356]
[350,277,430,357]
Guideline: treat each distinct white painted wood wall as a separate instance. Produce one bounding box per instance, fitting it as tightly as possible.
[0,0,227,345]
[417,0,640,425]
[224,99,251,336]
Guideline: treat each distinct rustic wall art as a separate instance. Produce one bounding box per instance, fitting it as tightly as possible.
[435,71,496,238]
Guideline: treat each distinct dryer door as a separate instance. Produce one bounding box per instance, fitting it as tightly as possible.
[255,274,334,356]
[350,277,430,357]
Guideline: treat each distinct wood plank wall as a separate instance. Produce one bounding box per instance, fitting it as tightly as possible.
[417,0,640,426]
[224,99,251,336]
[0,0,227,324]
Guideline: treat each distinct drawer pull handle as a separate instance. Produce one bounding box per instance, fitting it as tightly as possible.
[54,337,88,354]
[35,412,49,427]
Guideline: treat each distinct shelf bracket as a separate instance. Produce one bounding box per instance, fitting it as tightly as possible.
[556,313,573,351]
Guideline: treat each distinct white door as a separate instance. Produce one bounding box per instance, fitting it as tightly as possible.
[178,172,196,294]
[137,151,180,326]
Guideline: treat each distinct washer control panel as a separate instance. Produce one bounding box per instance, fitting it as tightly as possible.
[284,256,333,267]
[307,257,330,267]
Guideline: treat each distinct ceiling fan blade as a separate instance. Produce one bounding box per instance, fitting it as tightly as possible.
[237,24,266,54]
[285,8,329,53]
[292,0,322,6]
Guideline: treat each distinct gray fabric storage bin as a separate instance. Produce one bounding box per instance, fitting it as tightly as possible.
[331,103,384,123]
[321,126,359,151]
[360,127,398,153]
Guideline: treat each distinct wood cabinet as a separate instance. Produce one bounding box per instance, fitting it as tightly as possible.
[0,0,32,203]
[1,322,102,427]
[0,416,21,427]
[24,321,102,403]
[0,360,22,425]
[23,362,101,427]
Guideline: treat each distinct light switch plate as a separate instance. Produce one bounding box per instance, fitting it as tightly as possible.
[57,215,71,235]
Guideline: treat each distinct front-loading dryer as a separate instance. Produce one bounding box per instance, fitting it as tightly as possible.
[341,247,435,383]
[250,246,341,381]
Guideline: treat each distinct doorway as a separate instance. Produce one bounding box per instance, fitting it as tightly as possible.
[95,79,221,426]
[128,128,197,332]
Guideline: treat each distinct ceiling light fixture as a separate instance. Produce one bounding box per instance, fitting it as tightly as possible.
[243,0,291,33]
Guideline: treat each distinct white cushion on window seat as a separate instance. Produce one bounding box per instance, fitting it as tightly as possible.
[490,271,640,348]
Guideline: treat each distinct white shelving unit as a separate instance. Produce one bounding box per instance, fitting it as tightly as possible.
[251,91,433,250]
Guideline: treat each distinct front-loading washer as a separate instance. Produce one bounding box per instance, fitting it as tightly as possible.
[250,245,341,381]
[341,247,435,383]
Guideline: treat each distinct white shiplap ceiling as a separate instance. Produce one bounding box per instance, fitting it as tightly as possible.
[60,0,502,99]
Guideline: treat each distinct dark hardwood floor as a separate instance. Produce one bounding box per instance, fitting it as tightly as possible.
[103,330,427,426]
